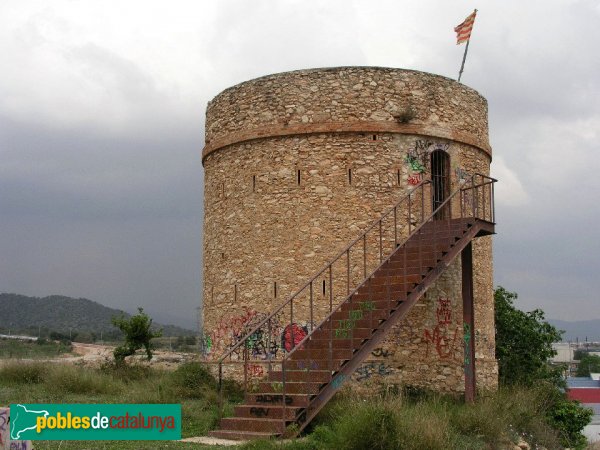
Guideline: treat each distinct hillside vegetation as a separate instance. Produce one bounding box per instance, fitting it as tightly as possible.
[0,293,194,339]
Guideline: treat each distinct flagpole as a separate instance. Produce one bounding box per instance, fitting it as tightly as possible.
[457,8,477,83]
[457,38,470,83]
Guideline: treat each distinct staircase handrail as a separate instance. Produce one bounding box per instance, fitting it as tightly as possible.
[283,172,496,360]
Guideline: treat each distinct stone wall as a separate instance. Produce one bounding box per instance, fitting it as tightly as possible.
[201,67,497,393]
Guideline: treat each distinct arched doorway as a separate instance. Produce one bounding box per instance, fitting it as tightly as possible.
[431,150,450,219]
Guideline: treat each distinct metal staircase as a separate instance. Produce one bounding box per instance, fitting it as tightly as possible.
[208,174,496,440]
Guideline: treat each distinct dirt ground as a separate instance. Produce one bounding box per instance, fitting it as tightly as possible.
[1,342,198,369]
[70,343,198,369]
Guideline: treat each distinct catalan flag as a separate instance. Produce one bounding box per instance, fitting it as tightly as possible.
[454,10,477,45]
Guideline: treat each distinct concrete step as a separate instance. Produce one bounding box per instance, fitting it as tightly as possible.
[207,429,280,441]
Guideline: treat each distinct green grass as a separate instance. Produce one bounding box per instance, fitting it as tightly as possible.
[32,441,231,449]
[0,361,584,450]
[0,360,240,449]
[236,385,566,450]
[0,337,73,359]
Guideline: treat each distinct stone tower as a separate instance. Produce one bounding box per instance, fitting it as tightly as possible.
[202,67,497,393]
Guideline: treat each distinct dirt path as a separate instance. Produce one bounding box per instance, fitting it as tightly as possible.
[1,342,197,369]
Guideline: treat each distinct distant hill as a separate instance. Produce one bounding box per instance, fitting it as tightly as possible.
[0,293,195,338]
[548,318,600,342]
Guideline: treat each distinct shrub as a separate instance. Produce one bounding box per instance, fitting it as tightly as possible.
[48,365,118,395]
[99,359,153,383]
[547,398,593,449]
[0,362,46,384]
[495,286,564,387]
[170,362,221,401]
[111,307,162,364]
[317,399,399,449]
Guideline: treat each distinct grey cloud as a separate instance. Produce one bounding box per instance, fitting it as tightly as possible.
[1,0,599,328]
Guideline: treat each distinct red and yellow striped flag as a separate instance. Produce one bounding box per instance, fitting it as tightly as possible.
[454,10,477,45]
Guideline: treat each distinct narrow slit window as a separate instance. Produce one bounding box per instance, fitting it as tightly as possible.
[297,169,301,185]
[221,182,225,197]
[348,168,352,185]
[372,134,377,141]
[397,169,401,185]
[252,175,256,192]
[322,279,326,295]
[274,282,277,298]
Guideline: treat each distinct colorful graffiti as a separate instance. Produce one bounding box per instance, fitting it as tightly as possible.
[0,409,6,450]
[281,323,308,352]
[0,407,33,450]
[247,364,264,378]
[206,308,282,359]
[407,173,423,186]
[249,407,269,418]
[405,154,426,173]
[371,347,392,358]
[207,309,316,360]
[335,301,376,338]
[423,297,461,359]
[355,362,393,381]
[297,360,319,370]
[454,167,472,184]
[463,322,472,370]
[405,140,451,185]
[255,394,292,405]
[331,374,347,390]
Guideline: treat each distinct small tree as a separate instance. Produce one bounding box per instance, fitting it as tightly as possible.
[495,286,593,448]
[576,354,600,377]
[111,308,162,364]
[494,286,564,387]
[573,349,587,361]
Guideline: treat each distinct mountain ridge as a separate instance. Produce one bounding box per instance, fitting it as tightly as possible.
[548,318,600,342]
[0,293,195,338]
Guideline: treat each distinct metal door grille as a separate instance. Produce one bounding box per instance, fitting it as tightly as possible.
[431,150,450,219]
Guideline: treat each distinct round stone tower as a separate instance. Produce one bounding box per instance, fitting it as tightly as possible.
[202,67,497,393]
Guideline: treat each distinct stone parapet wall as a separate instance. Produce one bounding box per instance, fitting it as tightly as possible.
[203,67,491,162]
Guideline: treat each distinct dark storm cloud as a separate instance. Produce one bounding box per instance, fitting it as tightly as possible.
[0,113,204,328]
[0,116,203,221]
[1,0,599,328]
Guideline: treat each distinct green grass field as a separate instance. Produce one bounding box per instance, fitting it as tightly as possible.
[0,360,579,449]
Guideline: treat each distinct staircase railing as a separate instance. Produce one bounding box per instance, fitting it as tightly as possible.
[213,173,496,415]
[278,173,496,426]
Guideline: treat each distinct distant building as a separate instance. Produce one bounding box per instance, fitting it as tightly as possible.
[567,376,600,442]
[552,342,574,363]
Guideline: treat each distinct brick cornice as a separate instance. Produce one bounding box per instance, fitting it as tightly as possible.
[202,121,492,163]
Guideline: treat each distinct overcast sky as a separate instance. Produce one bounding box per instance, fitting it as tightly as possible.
[1,0,599,329]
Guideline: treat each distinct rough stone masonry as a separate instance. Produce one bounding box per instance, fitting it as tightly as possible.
[201,66,497,393]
